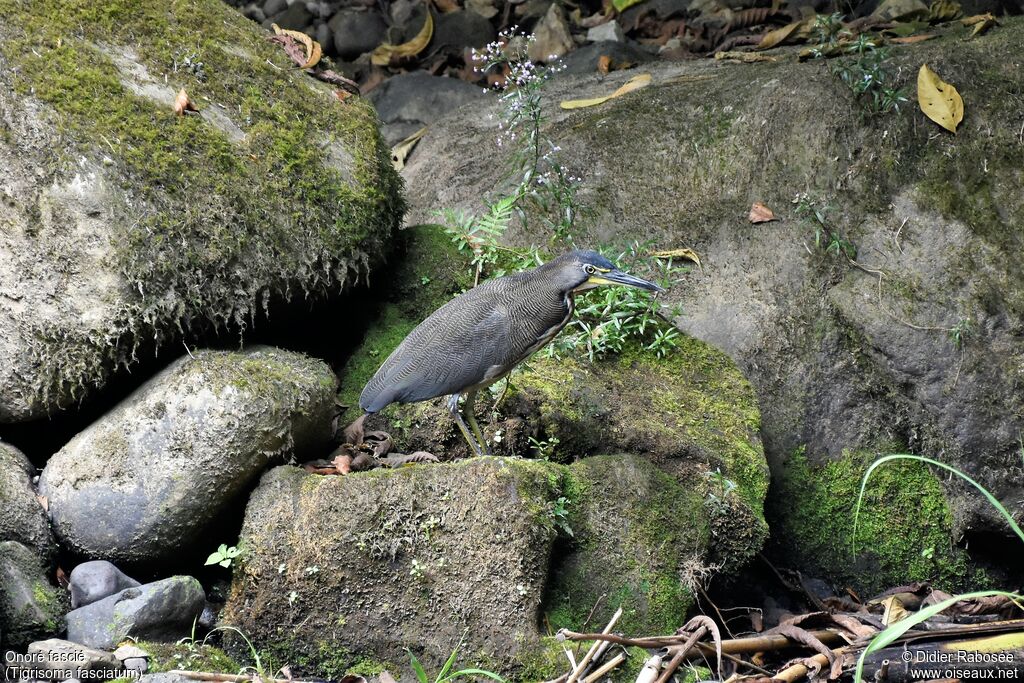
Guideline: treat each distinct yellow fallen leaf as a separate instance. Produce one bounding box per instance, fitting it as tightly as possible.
[888,33,936,43]
[612,0,646,11]
[271,24,322,69]
[917,63,963,133]
[391,126,427,171]
[756,21,801,50]
[559,74,651,110]
[962,13,999,37]
[371,8,433,66]
[927,0,961,21]
[651,248,701,268]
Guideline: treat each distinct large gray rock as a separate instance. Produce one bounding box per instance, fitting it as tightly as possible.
[0,0,402,422]
[400,26,1024,580]
[69,561,141,609]
[39,347,337,566]
[65,576,205,650]
[0,442,52,558]
[0,541,66,649]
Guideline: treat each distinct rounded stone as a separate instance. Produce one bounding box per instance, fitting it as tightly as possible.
[39,347,337,566]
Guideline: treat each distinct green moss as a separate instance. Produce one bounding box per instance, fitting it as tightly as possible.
[768,446,986,595]
[545,455,709,636]
[344,656,397,678]
[0,0,403,406]
[136,641,243,674]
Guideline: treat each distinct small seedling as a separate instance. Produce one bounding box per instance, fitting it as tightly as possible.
[205,544,243,568]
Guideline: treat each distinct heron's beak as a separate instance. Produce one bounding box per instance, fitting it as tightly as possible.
[587,269,666,293]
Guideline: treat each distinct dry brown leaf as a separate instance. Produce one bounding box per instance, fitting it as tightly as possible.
[173,88,198,116]
[271,24,322,69]
[918,63,964,133]
[716,51,777,63]
[749,202,777,223]
[889,33,936,43]
[332,454,353,474]
[961,11,996,24]
[559,73,651,109]
[432,0,460,12]
[36,495,48,512]
[651,248,702,268]
[597,54,611,74]
[371,8,434,66]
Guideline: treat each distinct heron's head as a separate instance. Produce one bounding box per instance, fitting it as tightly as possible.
[547,250,666,294]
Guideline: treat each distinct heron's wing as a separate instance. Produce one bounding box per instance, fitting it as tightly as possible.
[359,289,512,412]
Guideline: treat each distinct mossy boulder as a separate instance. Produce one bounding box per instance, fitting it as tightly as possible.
[0,541,67,649]
[222,458,564,677]
[401,25,1024,583]
[0,0,403,422]
[0,442,53,558]
[39,346,337,567]
[546,455,711,636]
[767,446,985,596]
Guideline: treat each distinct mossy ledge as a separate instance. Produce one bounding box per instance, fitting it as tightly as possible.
[0,0,404,410]
[768,446,989,596]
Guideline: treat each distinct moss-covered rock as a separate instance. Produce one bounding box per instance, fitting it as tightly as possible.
[546,455,710,636]
[136,641,243,676]
[222,458,564,677]
[0,541,67,649]
[400,24,1024,579]
[768,446,985,595]
[39,346,337,566]
[0,0,403,422]
[0,442,53,558]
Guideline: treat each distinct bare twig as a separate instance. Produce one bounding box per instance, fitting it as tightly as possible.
[581,652,627,683]
[566,607,623,683]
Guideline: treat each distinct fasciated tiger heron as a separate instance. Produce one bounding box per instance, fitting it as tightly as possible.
[356,250,665,456]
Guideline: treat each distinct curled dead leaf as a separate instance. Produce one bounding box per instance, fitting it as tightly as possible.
[917,63,963,133]
[391,126,428,171]
[927,0,962,21]
[272,24,322,69]
[748,202,777,223]
[962,12,999,37]
[559,73,651,109]
[332,454,353,475]
[173,88,198,116]
[371,7,434,66]
[36,495,48,512]
[651,248,701,268]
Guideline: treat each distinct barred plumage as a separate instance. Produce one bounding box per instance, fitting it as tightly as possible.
[356,250,664,456]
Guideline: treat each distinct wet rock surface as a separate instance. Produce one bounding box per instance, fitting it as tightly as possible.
[0,442,52,559]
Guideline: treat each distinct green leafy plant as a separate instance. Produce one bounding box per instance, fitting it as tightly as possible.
[205,543,243,568]
[812,16,908,117]
[948,316,973,349]
[851,454,1024,683]
[407,635,506,683]
[794,195,856,260]
[548,496,574,537]
[528,434,560,460]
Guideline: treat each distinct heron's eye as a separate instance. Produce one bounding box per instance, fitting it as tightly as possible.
[584,264,596,275]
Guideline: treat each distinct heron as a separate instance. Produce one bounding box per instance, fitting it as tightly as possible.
[352,250,665,457]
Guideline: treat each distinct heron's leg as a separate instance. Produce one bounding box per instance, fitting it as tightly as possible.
[447,393,484,457]
[462,389,490,456]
